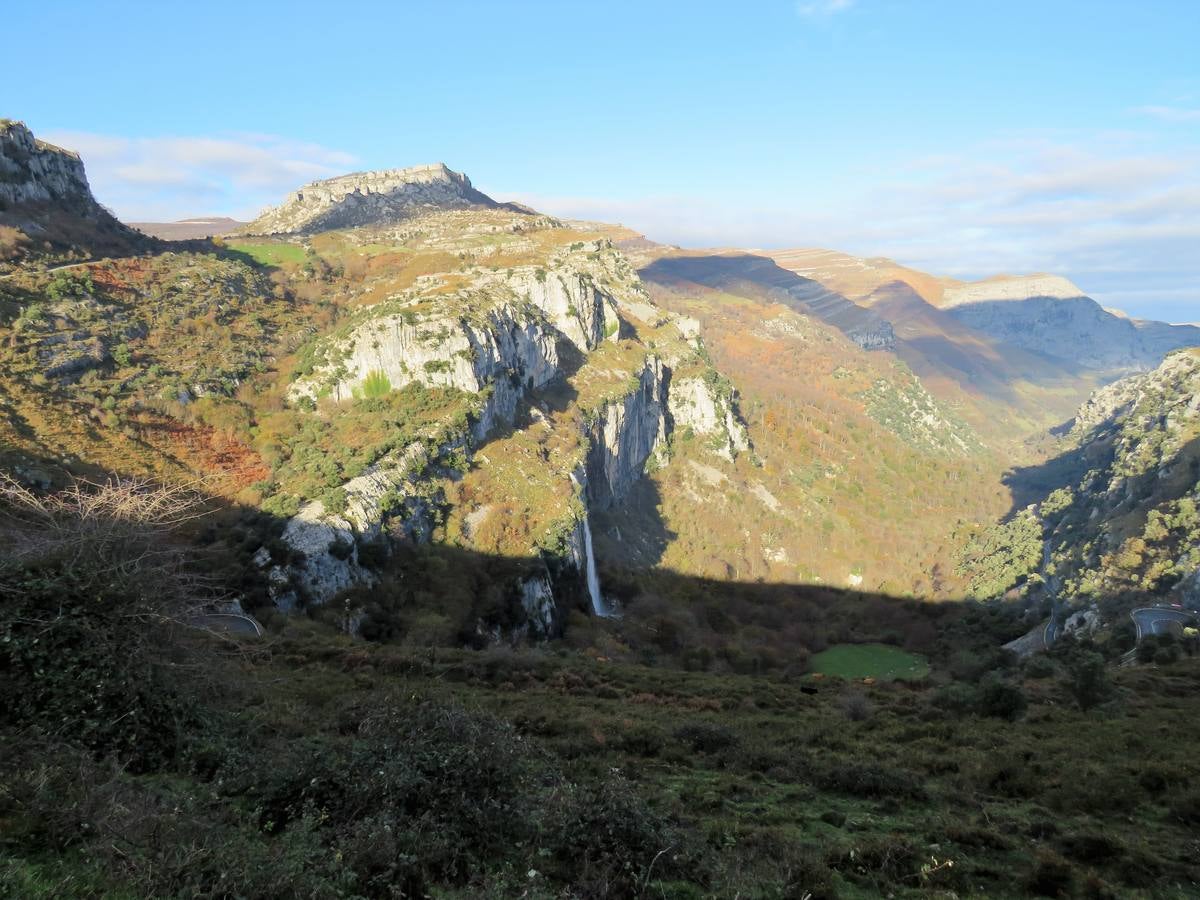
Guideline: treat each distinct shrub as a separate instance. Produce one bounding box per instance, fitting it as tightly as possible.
[1024,849,1075,897]
[674,721,740,754]
[1065,651,1113,711]
[1169,790,1200,825]
[1024,653,1057,679]
[818,762,925,800]
[359,368,392,399]
[547,774,679,894]
[0,477,210,767]
[930,682,978,716]
[977,673,1027,720]
[839,690,872,721]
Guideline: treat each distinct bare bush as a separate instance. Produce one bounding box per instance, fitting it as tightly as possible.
[0,474,212,619]
[0,475,227,763]
[839,690,872,722]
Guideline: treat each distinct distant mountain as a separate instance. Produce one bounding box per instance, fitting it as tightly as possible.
[0,119,145,266]
[762,250,1199,429]
[129,217,246,241]
[754,249,1101,436]
[938,274,1200,373]
[239,163,521,235]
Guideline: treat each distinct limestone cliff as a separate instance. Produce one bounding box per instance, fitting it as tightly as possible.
[0,119,141,260]
[291,256,619,440]
[585,357,671,511]
[667,370,751,462]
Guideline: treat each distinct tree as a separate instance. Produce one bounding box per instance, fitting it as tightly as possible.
[1065,651,1113,711]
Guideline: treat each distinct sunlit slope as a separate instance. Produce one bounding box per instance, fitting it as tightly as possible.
[765,248,1099,436]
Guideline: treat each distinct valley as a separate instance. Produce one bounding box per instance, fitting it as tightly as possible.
[2,117,1200,898]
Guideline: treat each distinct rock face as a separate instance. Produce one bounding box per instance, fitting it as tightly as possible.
[0,120,95,213]
[241,164,510,234]
[274,439,452,603]
[941,275,1199,372]
[292,262,619,440]
[667,372,751,461]
[941,275,1085,306]
[0,120,140,255]
[585,358,671,511]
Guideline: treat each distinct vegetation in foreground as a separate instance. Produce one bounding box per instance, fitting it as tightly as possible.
[3,480,1200,899]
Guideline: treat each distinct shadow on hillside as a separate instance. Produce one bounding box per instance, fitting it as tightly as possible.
[640,253,890,349]
[995,412,1172,519]
[2,449,1183,679]
[591,476,675,569]
[639,254,1097,430]
[186,487,1005,670]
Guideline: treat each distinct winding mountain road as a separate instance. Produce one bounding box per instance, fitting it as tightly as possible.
[1130,606,1196,641]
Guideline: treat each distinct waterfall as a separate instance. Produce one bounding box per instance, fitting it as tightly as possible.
[581,513,611,617]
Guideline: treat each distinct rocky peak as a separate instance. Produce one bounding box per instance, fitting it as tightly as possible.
[0,119,100,216]
[241,162,512,235]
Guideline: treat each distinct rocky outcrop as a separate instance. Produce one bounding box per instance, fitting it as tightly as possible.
[584,357,670,510]
[241,163,514,235]
[0,120,95,213]
[941,275,1085,306]
[292,262,619,439]
[272,440,451,603]
[0,120,141,256]
[966,348,1200,609]
[941,275,1199,372]
[1071,349,1200,437]
[667,371,751,461]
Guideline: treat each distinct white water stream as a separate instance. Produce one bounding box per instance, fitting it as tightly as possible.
[580,513,612,617]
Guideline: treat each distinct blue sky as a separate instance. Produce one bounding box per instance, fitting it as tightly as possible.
[6,0,1199,320]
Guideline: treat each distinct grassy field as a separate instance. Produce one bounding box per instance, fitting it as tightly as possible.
[227,240,307,266]
[810,643,931,681]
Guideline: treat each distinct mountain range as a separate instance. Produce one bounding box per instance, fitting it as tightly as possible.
[5,116,1200,899]
[2,117,1197,627]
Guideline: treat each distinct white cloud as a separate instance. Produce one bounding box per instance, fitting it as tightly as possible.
[796,0,854,17]
[39,130,358,221]
[506,136,1200,322]
[1134,105,1200,123]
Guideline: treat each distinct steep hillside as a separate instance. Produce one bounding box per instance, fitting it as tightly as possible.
[641,251,897,351]
[961,348,1200,611]
[607,267,1006,598]
[0,119,145,269]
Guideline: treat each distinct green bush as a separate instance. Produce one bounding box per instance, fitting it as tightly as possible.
[359,368,392,399]
[977,673,1027,720]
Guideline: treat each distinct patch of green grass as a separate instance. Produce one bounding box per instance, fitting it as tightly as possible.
[227,241,307,267]
[810,642,930,681]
